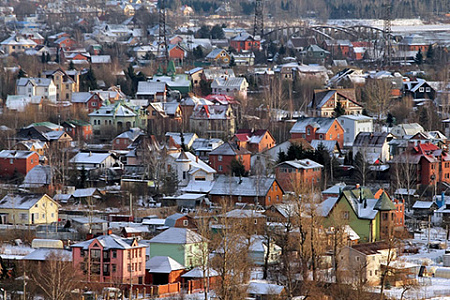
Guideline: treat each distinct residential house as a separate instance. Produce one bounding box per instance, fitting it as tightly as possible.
[0,193,59,225]
[320,186,397,242]
[136,81,167,102]
[62,119,93,141]
[299,45,330,64]
[13,140,47,156]
[274,62,298,81]
[0,150,39,177]
[211,77,249,100]
[403,78,437,103]
[190,104,236,140]
[231,129,275,153]
[308,88,362,117]
[286,36,316,52]
[43,69,80,102]
[16,77,57,103]
[167,150,216,186]
[146,102,182,136]
[390,123,424,138]
[352,132,395,164]
[185,67,203,88]
[165,132,198,149]
[5,95,43,112]
[390,142,450,187]
[112,128,143,150]
[206,48,231,65]
[412,200,438,221]
[398,34,428,52]
[230,33,260,52]
[146,256,186,285]
[20,165,54,192]
[191,138,224,161]
[209,142,251,174]
[374,189,405,234]
[71,234,147,284]
[148,227,207,269]
[164,213,196,229]
[209,175,284,207]
[275,159,323,191]
[69,151,123,171]
[53,36,77,50]
[15,122,73,148]
[168,44,187,61]
[289,117,344,148]
[338,241,397,286]
[71,92,103,112]
[89,103,143,136]
[338,115,373,147]
[1,34,37,54]
[323,39,354,58]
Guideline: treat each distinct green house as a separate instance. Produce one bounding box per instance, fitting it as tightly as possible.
[148,227,208,269]
[320,187,396,243]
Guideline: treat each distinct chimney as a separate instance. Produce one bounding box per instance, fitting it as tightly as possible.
[196,156,198,163]
[89,151,92,157]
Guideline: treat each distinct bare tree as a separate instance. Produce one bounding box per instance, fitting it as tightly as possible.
[29,251,80,300]
[361,78,394,129]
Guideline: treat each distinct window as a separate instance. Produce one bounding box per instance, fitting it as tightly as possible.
[183,220,188,226]
[31,159,33,164]
[419,87,424,92]
[218,155,223,162]
[238,196,242,201]
[112,264,117,272]
[112,250,117,258]
[329,134,332,139]
[356,256,360,261]
[218,165,223,171]
[337,134,340,139]
[9,159,13,164]
[426,87,431,92]
[319,134,323,139]
[307,128,311,135]
[20,213,28,221]
[92,102,97,107]
[342,211,349,220]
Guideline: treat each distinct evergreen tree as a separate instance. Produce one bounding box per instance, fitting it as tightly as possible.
[193,46,204,59]
[230,158,247,177]
[46,53,51,62]
[426,44,434,63]
[386,113,395,127]
[41,52,46,64]
[229,56,236,67]
[69,60,75,70]
[414,49,423,65]
[17,68,27,79]
[333,101,345,117]
[210,24,225,39]
[81,66,98,91]
[199,79,212,96]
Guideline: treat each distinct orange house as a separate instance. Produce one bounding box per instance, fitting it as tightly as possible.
[0,150,39,177]
[231,129,275,153]
[168,45,187,61]
[209,175,284,207]
[230,33,260,52]
[146,256,186,285]
[209,142,251,174]
[289,117,344,148]
[275,159,323,192]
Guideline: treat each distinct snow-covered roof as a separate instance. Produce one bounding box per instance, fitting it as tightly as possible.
[181,180,214,193]
[136,81,166,96]
[276,159,323,170]
[146,256,185,273]
[412,201,435,209]
[71,234,146,250]
[290,117,338,134]
[149,227,206,244]
[20,165,52,188]
[247,281,284,295]
[89,103,136,117]
[210,175,278,197]
[0,150,36,159]
[72,188,100,198]
[23,249,72,262]
[181,267,219,278]
[0,194,50,210]
[69,152,112,165]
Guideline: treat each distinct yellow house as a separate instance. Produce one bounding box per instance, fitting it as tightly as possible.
[0,194,59,225]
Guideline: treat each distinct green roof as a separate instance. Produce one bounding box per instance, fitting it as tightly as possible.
[66,119,90,126]
[374,192,396,211]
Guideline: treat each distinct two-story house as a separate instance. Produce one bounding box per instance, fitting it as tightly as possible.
[352,132,395,164]
[231,129,275,153]
[71,234,147,284]
[209,142,251,174]
[289,117,344,148]
[16,78,57,103]
[275,159,323,192]
[308,88,363,117]
[0,150,39,177]
[338,115,373,147]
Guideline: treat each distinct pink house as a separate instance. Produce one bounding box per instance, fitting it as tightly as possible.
[71,234,147,284]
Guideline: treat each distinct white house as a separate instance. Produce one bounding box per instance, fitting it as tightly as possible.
[167,150,216,187]
[211,77,249,100]
[352,132,395,164]
[1,34,37,54]
[16,78,57,103]
[338,115,373,147]
[69,152,123,171]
